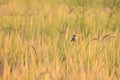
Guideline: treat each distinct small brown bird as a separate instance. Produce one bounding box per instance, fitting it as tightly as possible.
[71,34,76,42]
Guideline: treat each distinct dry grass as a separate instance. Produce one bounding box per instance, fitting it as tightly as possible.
[0,0,120,80]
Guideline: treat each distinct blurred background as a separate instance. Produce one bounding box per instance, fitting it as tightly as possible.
[0,0,120,80]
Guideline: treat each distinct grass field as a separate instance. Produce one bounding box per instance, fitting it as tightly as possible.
[0,0,120,80]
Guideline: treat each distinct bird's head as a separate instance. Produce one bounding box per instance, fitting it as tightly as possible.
[73,34,76,37]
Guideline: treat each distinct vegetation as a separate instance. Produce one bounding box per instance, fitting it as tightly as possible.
[0,0,120,80]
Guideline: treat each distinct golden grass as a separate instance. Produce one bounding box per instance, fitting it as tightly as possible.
[0,1,120,80]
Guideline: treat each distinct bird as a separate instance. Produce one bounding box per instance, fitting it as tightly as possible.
[71,34,76,42]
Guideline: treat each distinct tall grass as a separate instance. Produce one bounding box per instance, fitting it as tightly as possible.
[0,0,120,80]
